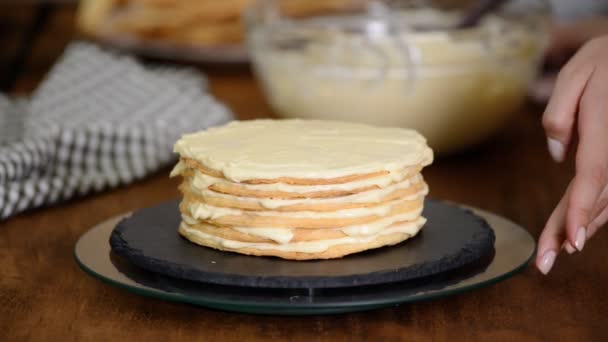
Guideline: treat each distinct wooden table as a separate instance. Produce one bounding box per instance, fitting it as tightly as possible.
[1,3,606,341]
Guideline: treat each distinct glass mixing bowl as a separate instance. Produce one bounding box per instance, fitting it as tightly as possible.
[244,0,550,154]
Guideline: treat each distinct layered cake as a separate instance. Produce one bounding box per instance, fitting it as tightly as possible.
[171,119,433,260]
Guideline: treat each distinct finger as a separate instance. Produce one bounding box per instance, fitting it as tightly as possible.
[590,183,608,222]
[542,52,595,162]
[562,240,576,254]
[566,66,608,251]
[588,183,608,237]
[588,204,608,238]
[548,19,608,57]
[537,187,570,274]
[530,74,557,104]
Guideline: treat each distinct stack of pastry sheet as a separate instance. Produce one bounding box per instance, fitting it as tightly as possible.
[78,0,358,47]
[171,119,433,260]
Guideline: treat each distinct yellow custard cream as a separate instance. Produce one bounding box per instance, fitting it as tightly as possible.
[187,193,422,220]
[183,205,423,244]
[248,11,547,153]
[188,174,428,209]
[173,119,433,182]
[179,162,418,193]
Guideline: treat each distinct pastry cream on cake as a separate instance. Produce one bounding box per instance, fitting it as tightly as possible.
[173,119,432,181]
[182,175,428,212]
[171,119,433,260]
[175,162,420,193]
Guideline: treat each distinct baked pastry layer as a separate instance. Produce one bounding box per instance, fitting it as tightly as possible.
[172,119,433,260]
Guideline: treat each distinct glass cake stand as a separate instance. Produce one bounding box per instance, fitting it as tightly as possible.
[74,203,535,315]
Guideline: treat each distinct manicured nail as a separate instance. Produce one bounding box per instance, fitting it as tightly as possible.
[547,138,564,162]
[575,226,586,251]
[539,250,557,275]
[564,241,576,254]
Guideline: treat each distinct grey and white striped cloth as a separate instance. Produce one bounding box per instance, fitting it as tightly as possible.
[0,42,233,220]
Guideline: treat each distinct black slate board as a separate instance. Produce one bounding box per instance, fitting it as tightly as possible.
[110,199,495,289]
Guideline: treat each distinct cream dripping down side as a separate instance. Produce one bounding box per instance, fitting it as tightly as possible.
[180,217,426,253]
[173,119,433,182]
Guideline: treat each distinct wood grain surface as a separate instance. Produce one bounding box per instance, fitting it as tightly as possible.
[1,3,607,341]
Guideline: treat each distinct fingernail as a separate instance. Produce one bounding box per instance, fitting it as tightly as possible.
[575,226,586,251]
[564,241,576,254]
[539,250,557,275]
[547,138,565,162]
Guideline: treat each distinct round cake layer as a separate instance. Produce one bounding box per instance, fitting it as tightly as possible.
[176,157,393,185]
[178,219,425,260]
[181,196,424,229]
[172,159,422,199]
[182,213,425,244]
[180,177,428,212]
[173,119,433,182]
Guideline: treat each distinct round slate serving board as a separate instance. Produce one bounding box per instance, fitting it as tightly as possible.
[109,199,495,289]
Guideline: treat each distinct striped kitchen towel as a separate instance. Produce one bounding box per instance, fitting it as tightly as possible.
[0,42,233,220]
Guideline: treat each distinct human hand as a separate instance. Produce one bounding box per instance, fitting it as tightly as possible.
[546,18,608,67]
[536,35,608,274]
[530,18,608,103]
